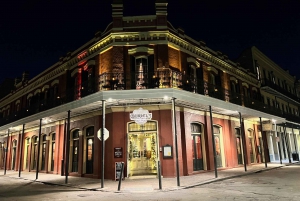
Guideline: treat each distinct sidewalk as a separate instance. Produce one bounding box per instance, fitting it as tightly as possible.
[3,161,298,193]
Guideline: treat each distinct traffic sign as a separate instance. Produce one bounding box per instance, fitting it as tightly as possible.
[97,128,109,141]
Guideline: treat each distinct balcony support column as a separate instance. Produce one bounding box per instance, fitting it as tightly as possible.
[35,119,42,180]
[18,124,25,177]
[4,129,10,175]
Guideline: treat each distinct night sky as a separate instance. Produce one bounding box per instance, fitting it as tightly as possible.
[1,0,300,83]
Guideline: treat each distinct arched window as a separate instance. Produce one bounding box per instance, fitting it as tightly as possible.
[135,56,148,89]
[209,73,215,85]
[191,123,204,171]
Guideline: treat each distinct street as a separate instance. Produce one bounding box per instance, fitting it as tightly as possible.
[0,163,300,201]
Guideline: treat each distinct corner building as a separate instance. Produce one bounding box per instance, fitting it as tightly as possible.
[0,0,298,180]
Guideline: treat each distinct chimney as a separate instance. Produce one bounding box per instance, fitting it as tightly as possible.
[22,71,29,82]
[14,77,21,86]
[155,0,168,29]
[111,0,123,30]
[155,0,168,16]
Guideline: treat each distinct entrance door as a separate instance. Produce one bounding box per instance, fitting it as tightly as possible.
[191,123,204,171]
[11,140,17,170]
[248,129,256,163]
[32,136,38,170]
[12,147,16,170]
[128,132,157,176]
[235,128,243,165]
[214,126,223,168]
[192,135,203,170]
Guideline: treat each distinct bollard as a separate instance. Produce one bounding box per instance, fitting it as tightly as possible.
[117,162,124,191]
[158,161,162,190]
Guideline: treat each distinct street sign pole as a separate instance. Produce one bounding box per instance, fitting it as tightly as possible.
[101,100,105,188]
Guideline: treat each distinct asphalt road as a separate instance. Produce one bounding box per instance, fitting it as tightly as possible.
[1,163,300,201]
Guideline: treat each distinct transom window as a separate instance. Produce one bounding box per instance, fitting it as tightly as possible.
[129,121,157,132]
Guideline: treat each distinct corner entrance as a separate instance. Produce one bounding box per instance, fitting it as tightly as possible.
[127,121,158,177]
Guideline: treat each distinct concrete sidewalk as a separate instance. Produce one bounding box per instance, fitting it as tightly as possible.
[3,161,298,193]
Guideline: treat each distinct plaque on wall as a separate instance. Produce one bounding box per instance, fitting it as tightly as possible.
[114,147,123,158]
[163,144,173,158]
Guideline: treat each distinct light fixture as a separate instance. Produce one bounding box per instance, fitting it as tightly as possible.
[107,98,113,102]
[163,95,169,100]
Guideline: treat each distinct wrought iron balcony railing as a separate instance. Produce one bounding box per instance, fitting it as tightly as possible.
[261,78,300,102]
[1,71,300,127]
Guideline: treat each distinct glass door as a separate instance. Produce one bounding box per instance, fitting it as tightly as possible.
[128,133,157,176]
[192,135,203,170]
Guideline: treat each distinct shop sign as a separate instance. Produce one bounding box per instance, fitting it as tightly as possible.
[262,123,272,131]
[130,108,152,125]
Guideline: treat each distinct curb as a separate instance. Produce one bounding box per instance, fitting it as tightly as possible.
[4,162,298,193]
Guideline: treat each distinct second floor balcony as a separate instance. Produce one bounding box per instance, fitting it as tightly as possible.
[261,78,300,103]
[1,70,299,127]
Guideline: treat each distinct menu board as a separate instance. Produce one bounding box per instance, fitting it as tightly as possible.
[115,162,124,181]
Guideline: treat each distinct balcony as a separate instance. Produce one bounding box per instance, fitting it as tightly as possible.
[1,71,300,127]
[261,78,300,103]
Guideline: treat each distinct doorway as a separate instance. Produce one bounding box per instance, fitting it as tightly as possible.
[191,123,205,171]
[127,121,158,177]
[235,128,243,165]
[213,126,224,168]
[11,140,17,170]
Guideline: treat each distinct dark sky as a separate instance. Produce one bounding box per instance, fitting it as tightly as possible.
[1,0,300,83]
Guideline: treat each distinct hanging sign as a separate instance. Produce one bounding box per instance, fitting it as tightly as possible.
[262,123,272,131]
[130,108,152,125]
